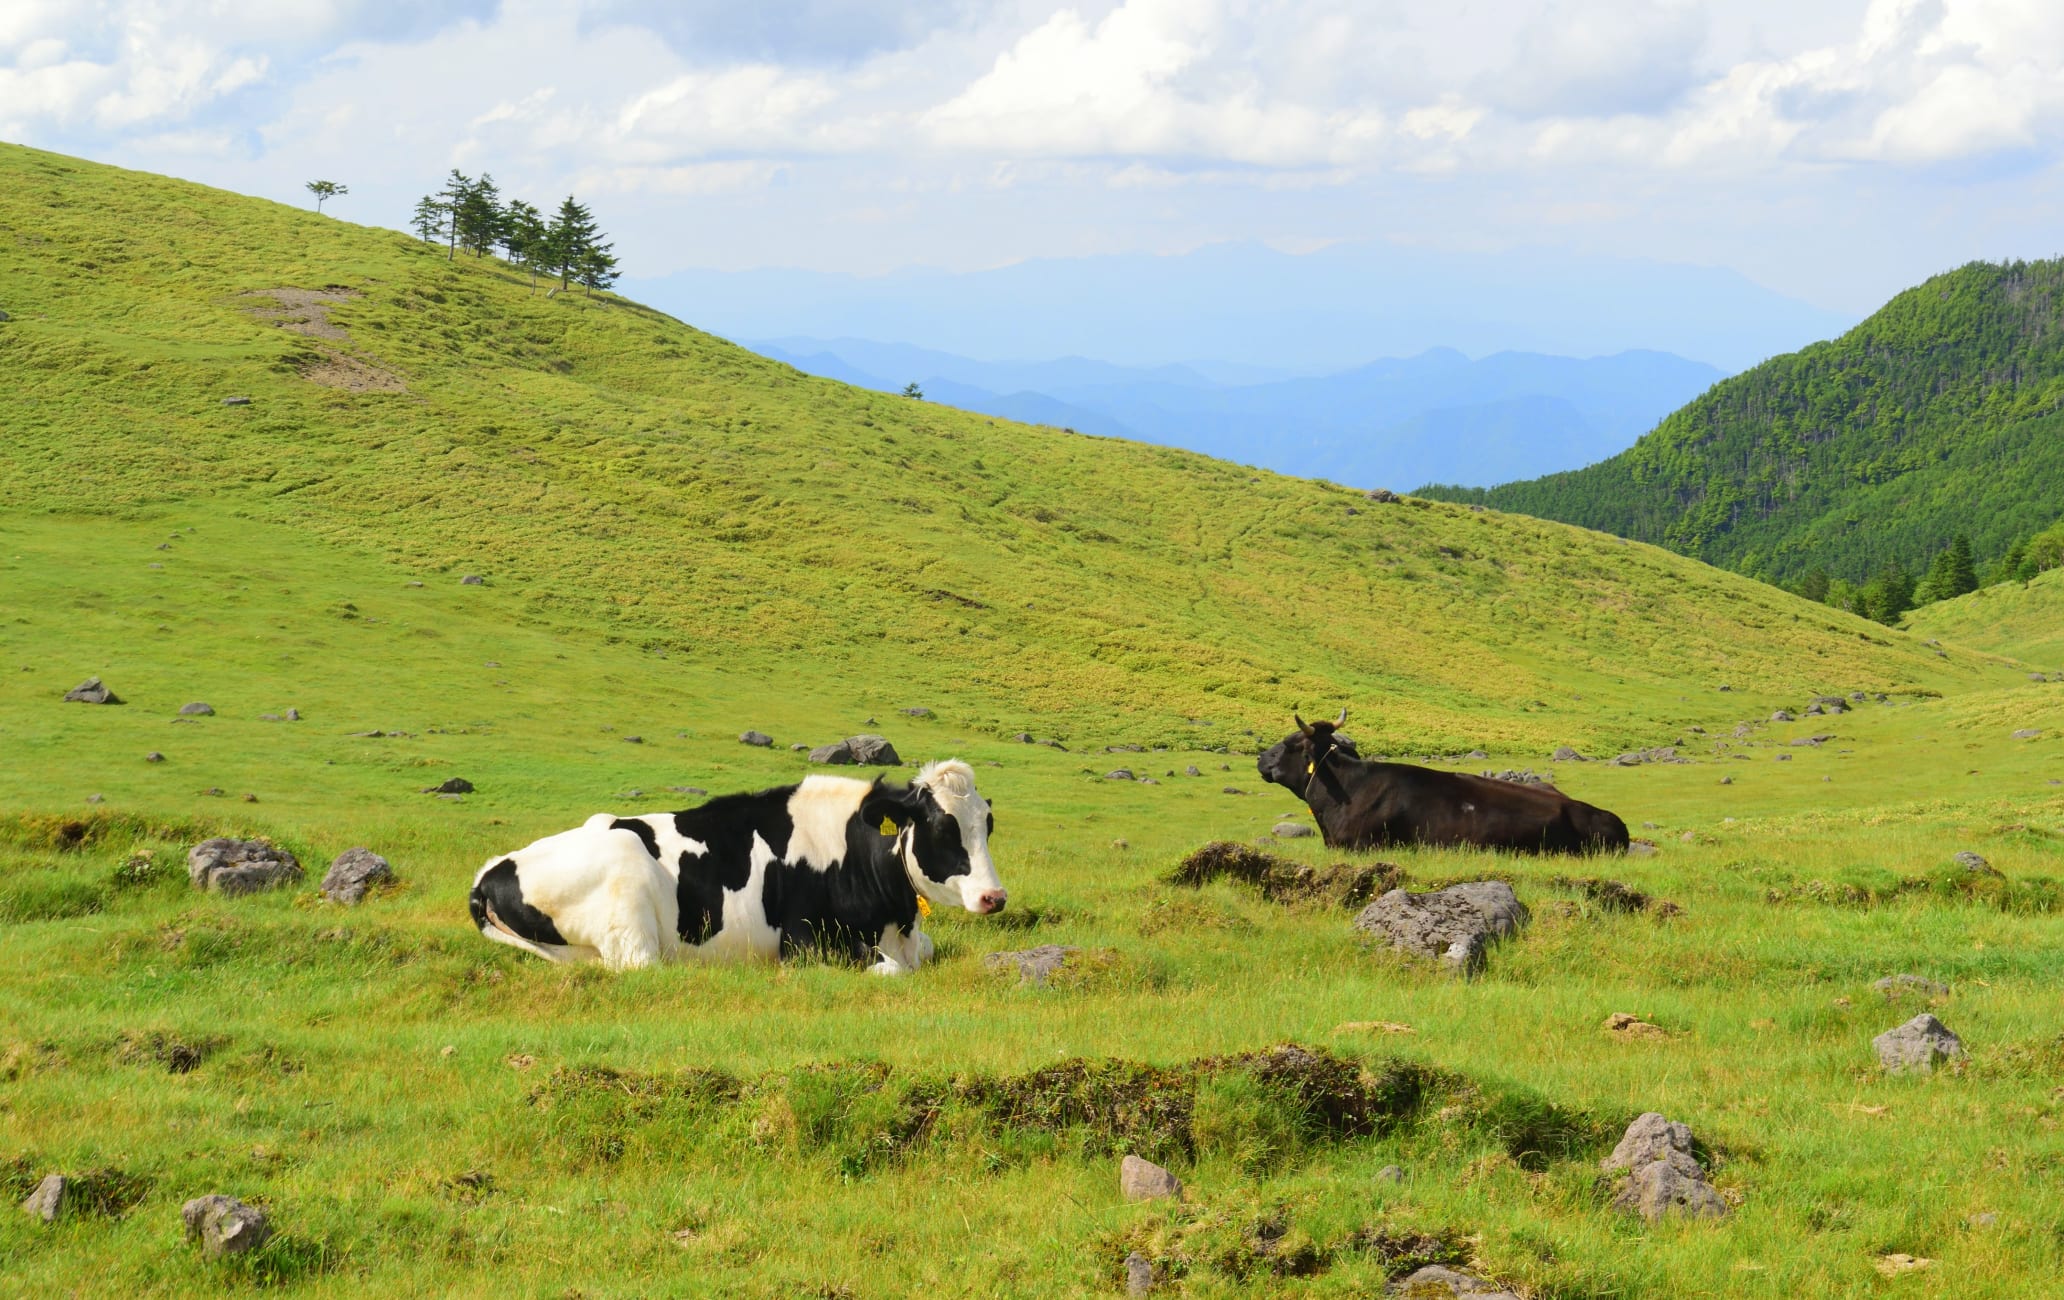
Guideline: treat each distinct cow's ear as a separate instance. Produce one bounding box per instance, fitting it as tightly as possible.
[861,783,920,835]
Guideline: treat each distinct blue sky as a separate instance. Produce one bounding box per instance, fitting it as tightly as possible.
[4,1,2061,321]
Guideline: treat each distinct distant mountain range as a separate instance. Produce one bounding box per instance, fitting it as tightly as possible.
[1418,259,2064,583]
[747,337,1725,489]
[627,240,1854,375]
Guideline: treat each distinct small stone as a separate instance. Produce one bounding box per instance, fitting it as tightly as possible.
[86,793,104,804]
[1551,745,1586,762]
[1719,775,1732,785]
[1604,1012,1667,1039]
[64,676,122,704]
[1011,732,1035,743]
[221,396,252,406]
[1874,1013,1964,1073]
[1366,488,1400,502]
[2013,729,2042,739]
[809,735,900,765]
[1103,769,1135,781]
[1112,838,1129,849]
[145,751,164,763]
[1374,1164,1405,1183]
[1952,850,1998,876]
[900,707,933,717]
[506,1053,536,1070]
[1125,1250,1155,1296]
[1874,974,1950,1000]
[1119,1154,1181,1202]
[460,574,484,585]
[439,1045,456,1058]
[984,945,1083,986]
[670,786,708,796]
[791,743,808,751]
[241,792,258,803]
[622,735,643,744]
[21,1174,66,1223]
[285,708,300,721]
[1770,710,1794,722]
[1184,765,1201,776]
[1272,822,1313,838]
[1679,831,1695,843]
[422,777,474,795]
[1775,754,1791,761]
[322,847,393,905]
[182,1195,271,1257]
[1222,786,1246,795]
[1874,1254,1933,1277]
[179,702,215,716]
[1384,1265,1521,1299]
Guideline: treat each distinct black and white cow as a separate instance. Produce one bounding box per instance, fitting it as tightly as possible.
[467,760,1004,974]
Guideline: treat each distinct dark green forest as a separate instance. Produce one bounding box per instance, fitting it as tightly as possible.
[1422,259,2064,596]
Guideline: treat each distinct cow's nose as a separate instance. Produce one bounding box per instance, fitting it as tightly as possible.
[977,890,1007,914]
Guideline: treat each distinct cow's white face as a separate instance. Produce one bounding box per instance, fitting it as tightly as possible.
[905,760,1006,914]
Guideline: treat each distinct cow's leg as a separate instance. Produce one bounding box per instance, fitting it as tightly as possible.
[869,925,919,976]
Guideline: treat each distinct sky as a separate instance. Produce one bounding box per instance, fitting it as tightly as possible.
[4,0,2062,328]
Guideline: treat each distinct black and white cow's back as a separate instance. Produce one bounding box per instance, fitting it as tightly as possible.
[468,760,1002,974]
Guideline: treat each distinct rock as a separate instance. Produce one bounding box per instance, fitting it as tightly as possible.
[1775,754,1792,761]
[1601,1113,1728,1222]
[1010,732,1035,743]
[187,838,303,895]
[285,708,300,720]
[1874,974,1950,1000]
[1952,850,1998,876]
[2032,673,2049,683]
[1719,775,1732,785]
[900,707,933,718]
[1272,822,1313,838]
[1222,786,1247,795]
[1613,746,1680,766]
[1119,1154,1181,1202]
[1770,710,1794,722]
[64,676,122,704]
[460,574,484,585]
[791,743,808,751]
[1874,1254,1933,1278]
[1375,1164,1405,1183]
[1790,734,1835,746]
[1103,769,1135,781]
[984,945,1080,986]
[1125,1251,1155,1296]
[1464,749,1488,760]
[422,777,474,795]
[1551,745,1586,761]
[1874,1013,1965,1073]
[1812,695,1850,712]
[182,1195,271,1257]
[179,702,215,716]
[145,751,164,763]
[21,1174,66,1223]
[322,848,393,905]
[622,735,643,744]
[2013,728,2042,739]
[810,735,901,765]
[221,396,252,406]
[1385,1265,1521,1298]
[1106,743,1144,753]
[1352,881,1527,976]
[1366,488,1401,503]
[87,793,105,804]
[1184,765,1201,777]
[1679,831,1695,843]
[670,786,708,796]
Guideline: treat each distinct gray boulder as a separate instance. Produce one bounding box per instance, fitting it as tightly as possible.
[460,574,483,585]
[900,707,933,718]
[21,1174,66,1223]
[1125,1250,1155,1296]
[2012,728,2042,739]
[1366,488,1401,503]
[1386,1265,1521,1298]
[187,839,303,896]
[422,777,474,795]
[1184,765,1201,777]
[179,702,215,716]
[1952,850,1999,876]
[739,730,773,747]
[1119,1154,1181,1202]
[1272,822,1313,838]
[810,735,901,765]
[64,677,121,704]
[182,1195,271,1257]
[1103,769,1135,781]
[1352,881,1527,976]
[1770,710,1794,722]
[1551,745,1586,762]
[1874,1013,1965,1073]
[1601,1112,1729,1222]
[322,848,393,905]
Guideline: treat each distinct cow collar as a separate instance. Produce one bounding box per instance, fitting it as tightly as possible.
[1300,742,1344,802]
[891,826,931,915]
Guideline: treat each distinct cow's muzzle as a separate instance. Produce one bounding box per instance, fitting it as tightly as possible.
[974,889,1007,914]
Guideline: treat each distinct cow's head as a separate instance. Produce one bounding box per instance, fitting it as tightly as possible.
[1257,707,1357,795]
[865,759,1006,914]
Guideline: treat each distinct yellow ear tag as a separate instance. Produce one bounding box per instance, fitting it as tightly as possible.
[915,896,932,918]
[880,816,897,836]
[1307,762,1315,775]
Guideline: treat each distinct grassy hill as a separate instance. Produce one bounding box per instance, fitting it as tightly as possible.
[1908,566,2064,669]
[1422,260,2064,586]
[5,145,2064,1298]
[0,142,1991,757]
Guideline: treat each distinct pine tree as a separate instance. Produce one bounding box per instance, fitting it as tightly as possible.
[545,196,602,289]
[502,200,549,291]
[456,172,503,258]
[1944,533,1977,597]
[575,240,620,297]
[1799,567,1830,603]
[1862,562,1915,625]
[436,170,475,261]
[409,196,447,244]
[305,180,347,213]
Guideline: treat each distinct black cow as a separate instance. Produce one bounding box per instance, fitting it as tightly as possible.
[1257,710,1628,854]
[469,760,1004,973]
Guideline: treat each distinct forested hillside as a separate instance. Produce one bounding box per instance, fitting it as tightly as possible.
[1423,260,2064,586]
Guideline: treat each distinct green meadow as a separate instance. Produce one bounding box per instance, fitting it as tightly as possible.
[3,144,2064,1297]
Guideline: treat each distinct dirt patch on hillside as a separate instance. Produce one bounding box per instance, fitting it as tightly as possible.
[1170,841,1402,908]
[244,286,407,392]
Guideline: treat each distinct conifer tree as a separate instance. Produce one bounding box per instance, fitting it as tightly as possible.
[436,170,475,261]
[502,199,549,291]
[409,195,447,244]
[456,172,504,257]
[575,240,620,297]
[1943,533,1977,597]
[546,196,602,289]
[305,180,347,213]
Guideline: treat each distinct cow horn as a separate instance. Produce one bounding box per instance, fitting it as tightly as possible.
[1294,713,1315,738]
[1334,706,1348,727]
